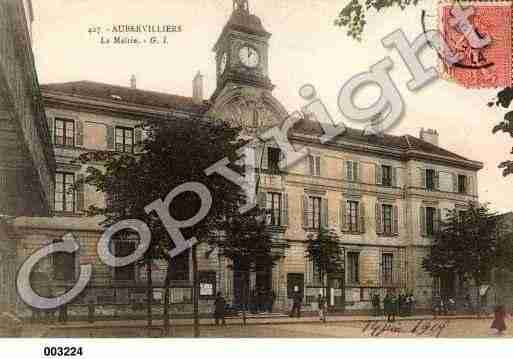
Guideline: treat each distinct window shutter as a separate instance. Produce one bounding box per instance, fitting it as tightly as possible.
[393,205,399,234]
[435,208,442,233]
[76,173,85,212]
[308,155,314,176]
[106,125,115,149]
[421,169,427,188]
[375,164,382,185]
[359,202,366,233]
[420,206,427,236]
[434,171,440,190]
[282,193,289,226]
[302,195,309,228]
[452,173,458,192]
[354,161,360,182]
[341,160,345,180]
[467,176,473,195]
[321,198,328,228]
[347,161,353,181]
[279,148,286,171]
[339,200,347,231]
[76,120,84,147]
[392,167,398,187]
[375,203,383,234]
[257,191,266,209]
[48,117,54,143]
[261,146,269,170]
[134,127,143,153]
[318,156,324,177]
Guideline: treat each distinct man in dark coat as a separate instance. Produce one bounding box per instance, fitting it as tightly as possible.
[372,293,381,317]
[214,292,226,325]
[383,292,391,322]
[289,287,302,318]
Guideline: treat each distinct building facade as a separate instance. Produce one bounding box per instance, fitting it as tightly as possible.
[9,1,483,316]
[0,0,55,313]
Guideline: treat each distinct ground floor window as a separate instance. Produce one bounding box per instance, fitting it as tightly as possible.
[382,253,393,285]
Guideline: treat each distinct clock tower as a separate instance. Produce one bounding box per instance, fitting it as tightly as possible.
[209,0,287,135]
[212,0,274,96]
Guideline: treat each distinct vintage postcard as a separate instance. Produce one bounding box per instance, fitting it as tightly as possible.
[1,0,513,355]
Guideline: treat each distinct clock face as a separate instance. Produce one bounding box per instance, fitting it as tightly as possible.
[219,53,227,74]
[239,46,259,68]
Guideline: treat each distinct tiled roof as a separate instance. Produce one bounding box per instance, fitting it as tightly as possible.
[226,9,269,36]
[291,117,473,163]
[40,81,210,115]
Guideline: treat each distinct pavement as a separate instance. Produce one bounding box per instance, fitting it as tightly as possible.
[21,312,496,337]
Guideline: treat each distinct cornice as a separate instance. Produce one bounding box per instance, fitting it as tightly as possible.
[289,132,483,171]
[41,91,208,122]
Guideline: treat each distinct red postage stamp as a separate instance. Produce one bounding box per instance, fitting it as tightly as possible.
[439,1,512,89]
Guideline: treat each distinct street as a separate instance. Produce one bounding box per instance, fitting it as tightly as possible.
[35,317,513,338]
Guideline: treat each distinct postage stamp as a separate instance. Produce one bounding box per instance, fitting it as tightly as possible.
[439,1,513,89]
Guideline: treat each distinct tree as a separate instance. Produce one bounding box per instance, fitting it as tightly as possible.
[212,205,281,324]
[334,0,420,41]
[77,117,247,337]
[487,88,513,177]
[332,1,513,175]
[305,226,345,320]
[422,202,500,309]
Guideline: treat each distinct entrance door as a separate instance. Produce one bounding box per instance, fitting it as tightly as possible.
[328,274,345,310]
[232,258,249,308]
[440,272,456,298]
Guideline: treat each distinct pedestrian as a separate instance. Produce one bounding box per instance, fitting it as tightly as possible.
[249,289,257,314]
[372,293,381,317]
[268,290,276,313]
[464,294,474,314]
[491,305,507,335]
[409,293,416,316]
[398,294,404,317]
[289,286,302,318]
[214,292,226,325]
[389,292,398,322]
[317,293,326,321]
[384,292,392,322]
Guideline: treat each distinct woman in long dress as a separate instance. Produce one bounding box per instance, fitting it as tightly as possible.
[491,305,507,335]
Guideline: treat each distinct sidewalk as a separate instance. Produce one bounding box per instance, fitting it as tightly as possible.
[35,312,493,332]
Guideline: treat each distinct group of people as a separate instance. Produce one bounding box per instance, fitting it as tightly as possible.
[372,291,416,322]
[432,295,459,316]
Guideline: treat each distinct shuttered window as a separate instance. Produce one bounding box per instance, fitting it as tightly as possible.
[382,253,393,285]
[347,252,359,284]
[347,201,359,232]
[266,192,282,226]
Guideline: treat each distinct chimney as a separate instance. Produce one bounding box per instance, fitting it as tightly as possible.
[363,113,384,137]
[419,128,439,147]
[130,74,137,89]
[193,71,204,103]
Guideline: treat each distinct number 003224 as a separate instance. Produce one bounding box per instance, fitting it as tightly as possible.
[43,347,84,357]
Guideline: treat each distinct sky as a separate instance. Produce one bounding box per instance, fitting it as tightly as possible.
[31,0,513,213]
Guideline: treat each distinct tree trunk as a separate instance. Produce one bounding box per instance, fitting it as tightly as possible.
[323,272,327,323]
[242,269,247,326]
[163,258,171,337]
[192,245,200,338]
[475,277,482,317]
[146,255,153,335]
